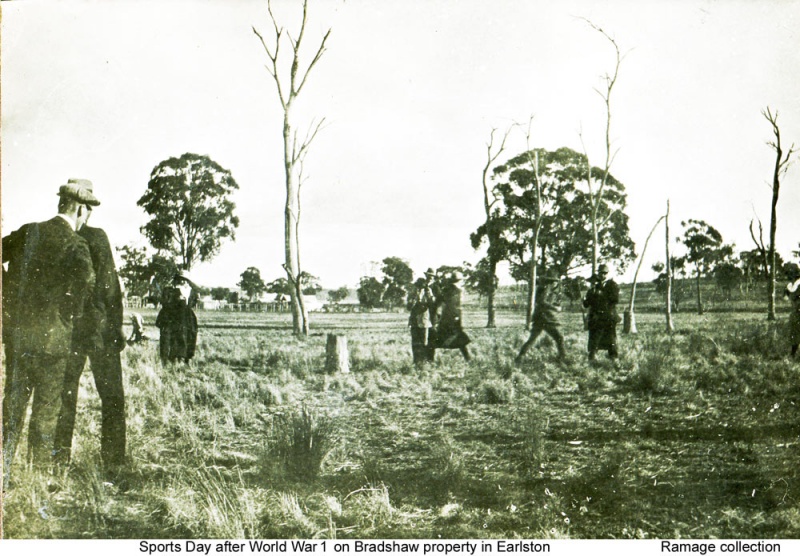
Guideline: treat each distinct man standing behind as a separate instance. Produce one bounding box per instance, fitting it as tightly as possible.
[54,192,127,471]
[582,263,620,362]
[2,179,97,481]
[783,265,800,358]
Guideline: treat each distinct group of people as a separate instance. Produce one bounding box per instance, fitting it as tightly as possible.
[407,268,472,364]
[515,263,622,364]
[5,182,797,490]
[408,263,622,366]
[0,178,207,486]
[421,260,800,364]
[2,179,127,486]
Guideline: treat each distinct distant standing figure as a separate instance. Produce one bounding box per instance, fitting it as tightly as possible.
[2,179,97,479]
[435,271,471,361]
[422,268,438,361]
[784,266,800,358]
[515,277,566,363]
[55,219,128,469]
[583,264,620,361]
[156,273,198,363]
[408,276,436,365]
[128,312,146,345]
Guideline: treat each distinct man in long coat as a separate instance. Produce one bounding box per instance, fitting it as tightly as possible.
[54,210,127,469]
[783,265,800,358]
[3,179,97,480]
[583,263,620,361]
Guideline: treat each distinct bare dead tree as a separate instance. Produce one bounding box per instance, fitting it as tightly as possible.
[579,19,624,275]
[520,117,546,330]
[749,217,770,281]
[623,213,666,334]
[763,107,797,321]
[254,0,331,336]
[480,126,512,328]
[665,200,675,333]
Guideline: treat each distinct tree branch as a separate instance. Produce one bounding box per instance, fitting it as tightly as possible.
[252,25,286,109]
[482,125,512,215]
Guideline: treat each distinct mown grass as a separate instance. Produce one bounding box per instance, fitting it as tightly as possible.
[3,307,800,539]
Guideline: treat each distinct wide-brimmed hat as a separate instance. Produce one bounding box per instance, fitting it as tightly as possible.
[424,268,435,277]
[57,178,100,206]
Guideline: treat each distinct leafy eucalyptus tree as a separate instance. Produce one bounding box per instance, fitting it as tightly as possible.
[678,219,734,315]
[137,153,239,271]
[492,146,635,327]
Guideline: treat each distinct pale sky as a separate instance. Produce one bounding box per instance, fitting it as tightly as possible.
[2,0,799,290]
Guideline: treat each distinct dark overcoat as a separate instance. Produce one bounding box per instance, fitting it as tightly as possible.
[583,279,620,351]
[71,226,126,353]
[3,217,95,356]
[2,216,94,467]
[156,285,198,362]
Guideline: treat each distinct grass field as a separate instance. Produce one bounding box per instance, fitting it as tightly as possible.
[3,300,800,539]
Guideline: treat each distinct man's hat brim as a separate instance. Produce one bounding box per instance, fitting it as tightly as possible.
[58,184,101,206]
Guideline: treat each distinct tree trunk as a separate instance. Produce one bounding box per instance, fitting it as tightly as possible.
[525,231,541,330]
[624,214,665,334]
[282,109,309,336]
[591,215,599,277]
[325,334,350,373]
[665,200,674,333]
[623,310,636,334]
[767,161,780,322]
[696,270,703,315]
[762,107,794,321]
[486,257,497,328]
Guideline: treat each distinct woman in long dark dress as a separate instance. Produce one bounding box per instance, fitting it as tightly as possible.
[434,271,471,361]
[155,274,198,363]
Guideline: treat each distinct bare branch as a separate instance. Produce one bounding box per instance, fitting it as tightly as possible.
[482,125,512,215]
[267,0,282,39]
[577,125,594,196]
[295,28,332,96]
[599,207,618,228]
[252,25,286,108]
[295,117,327,163]
[608,146,621,169]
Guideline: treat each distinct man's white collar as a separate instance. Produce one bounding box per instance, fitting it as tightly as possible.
[57,213,77,231]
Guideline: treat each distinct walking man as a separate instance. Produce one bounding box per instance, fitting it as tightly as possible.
[3,179,97,482]
[54,195,128,471]
[515,276,567,363]
[583,264,620,361]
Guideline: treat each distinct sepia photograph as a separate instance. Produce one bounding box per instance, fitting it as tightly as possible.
[2,0,800,544]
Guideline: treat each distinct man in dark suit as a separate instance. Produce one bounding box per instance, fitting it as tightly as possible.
[582,263,621,361]
[3,179,98,481]
[54,196,127,470]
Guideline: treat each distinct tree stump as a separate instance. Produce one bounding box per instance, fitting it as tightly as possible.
[325,334,350,374]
